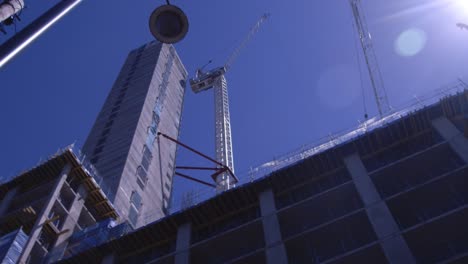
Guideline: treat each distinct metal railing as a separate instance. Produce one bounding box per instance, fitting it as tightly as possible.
[165,80,468,215]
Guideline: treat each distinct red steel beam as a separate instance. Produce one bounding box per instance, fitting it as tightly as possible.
[175,172,217,188]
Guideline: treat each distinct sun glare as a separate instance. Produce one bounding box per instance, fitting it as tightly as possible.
[451,0,468,16]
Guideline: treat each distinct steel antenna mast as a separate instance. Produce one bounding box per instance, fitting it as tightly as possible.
[350,0,390,116]
[189,13,270,192]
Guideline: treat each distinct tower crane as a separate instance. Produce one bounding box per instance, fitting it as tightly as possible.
[189,13,270,192]
[350,0,391,117]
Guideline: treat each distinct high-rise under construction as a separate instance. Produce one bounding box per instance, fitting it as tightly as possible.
[82,41,187,227]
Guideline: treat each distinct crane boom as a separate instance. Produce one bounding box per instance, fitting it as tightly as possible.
[224,13,270,72]
[350,0,390,116]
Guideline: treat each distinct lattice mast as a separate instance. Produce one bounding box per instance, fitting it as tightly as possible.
[189,13,270,192]
[350,0,390,116]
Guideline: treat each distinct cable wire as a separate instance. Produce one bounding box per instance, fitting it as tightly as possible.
[350,9,368,119]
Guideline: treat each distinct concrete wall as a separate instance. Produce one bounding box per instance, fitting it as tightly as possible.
[82,41,187,227]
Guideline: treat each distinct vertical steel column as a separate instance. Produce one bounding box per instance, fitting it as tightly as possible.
[0,0,82,68]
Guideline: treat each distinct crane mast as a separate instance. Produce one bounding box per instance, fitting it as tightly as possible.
[189,14,269,192]
[350,0,390,116]
[213,75,234,191]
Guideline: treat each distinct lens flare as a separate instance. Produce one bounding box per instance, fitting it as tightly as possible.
[395,28,427,57]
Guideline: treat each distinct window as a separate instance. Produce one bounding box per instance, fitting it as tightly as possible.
[152,112,160,124]
[130,191,142,210]
[97,138,106,146]
[104,120,114,128]
[109,113,117,120]
[93,146,103,155]
[137,178,146,190]
[137,166,148,183]
[141,146,153,170]
[90,157,99,164]
[148,126,157,135]
[142,145,153,158]
[141,156,151,171]
[101,128,111,137]
[128,206,139,227]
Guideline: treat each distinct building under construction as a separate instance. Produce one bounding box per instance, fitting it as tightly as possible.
[19,88,461,263]
[1,85,468,263]
[0,147,120,263]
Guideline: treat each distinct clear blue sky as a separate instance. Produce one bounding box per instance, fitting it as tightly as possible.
[1,0,468,207]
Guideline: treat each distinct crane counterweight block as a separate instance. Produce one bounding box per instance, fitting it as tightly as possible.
[189,66,226,93]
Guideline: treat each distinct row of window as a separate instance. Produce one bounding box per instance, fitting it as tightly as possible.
[91,48,147,164]
[127,47,176,226]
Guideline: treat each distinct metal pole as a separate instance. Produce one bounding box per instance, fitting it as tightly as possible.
[0,0,82,68]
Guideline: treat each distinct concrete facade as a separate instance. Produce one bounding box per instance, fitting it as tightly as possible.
[82,41,187,227]
[61,90,468,264]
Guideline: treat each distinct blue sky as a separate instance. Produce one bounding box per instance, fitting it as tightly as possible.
[1,0,468,208]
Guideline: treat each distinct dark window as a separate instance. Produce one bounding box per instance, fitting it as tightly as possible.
[104,120,114,128]
[97,138,106,146]
[128,206,139,227]
[148,126,157,135]
[142,145,153,159]
[115,99,123,105]
[101,128,111,137]
[93,146,103,155]
[130,191,142,210]
[111,106,120,114]
[109,113,117,120]
[141,156,151,171]
[137,166,148,182]
[137,178,146,190]
[90,157,99,164]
